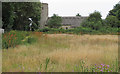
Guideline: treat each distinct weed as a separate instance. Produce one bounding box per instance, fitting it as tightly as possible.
[45,58,50,71]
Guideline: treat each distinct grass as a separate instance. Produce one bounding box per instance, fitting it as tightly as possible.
[2,33,118,72]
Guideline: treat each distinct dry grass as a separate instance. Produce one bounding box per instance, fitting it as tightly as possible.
[2,34,118,72]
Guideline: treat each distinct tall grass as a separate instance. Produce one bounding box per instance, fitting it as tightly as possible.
[2,33,118,72]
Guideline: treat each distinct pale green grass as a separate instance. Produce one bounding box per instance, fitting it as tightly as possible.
[2,34,118,72]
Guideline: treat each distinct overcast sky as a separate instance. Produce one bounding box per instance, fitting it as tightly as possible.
[40,0,119,19]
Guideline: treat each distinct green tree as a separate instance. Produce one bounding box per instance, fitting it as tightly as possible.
[106,3,120,28]
[47,14,62,28]
[81,11,103,30]
[2,3,16,31]
[87,11,102,22]
[108,4,120,17]
[105,16,120,28]
[2,2,41,31]
[76,13,81,17]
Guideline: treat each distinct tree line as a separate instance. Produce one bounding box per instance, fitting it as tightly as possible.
[2,2,120,34]
[46,3,120,34]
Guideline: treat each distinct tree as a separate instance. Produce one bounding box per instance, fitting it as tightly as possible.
[108,4,120,17]
[2,3,16,31]
[81,11,103,30]
[106,3,120,28]
[76,13,81,17]
[47,14,62,28]
[2,2,41,31]
[87,11,102,22]
[105,16,120,28]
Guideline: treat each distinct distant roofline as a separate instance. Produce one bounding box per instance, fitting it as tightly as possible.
[48,16,88,18]
[42,3,48,5]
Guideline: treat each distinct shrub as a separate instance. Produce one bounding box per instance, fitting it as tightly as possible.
[2,30,37,49]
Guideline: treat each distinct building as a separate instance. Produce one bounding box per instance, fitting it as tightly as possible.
[61,16,87,29]
[40,3,88,29]
[39,3,48,29]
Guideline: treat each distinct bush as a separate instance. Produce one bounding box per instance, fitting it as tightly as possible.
[2,30,37,49]
[37,26,119,35]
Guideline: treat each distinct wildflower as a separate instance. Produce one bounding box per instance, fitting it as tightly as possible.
[99,66,101,68]
[107,65,109,68]
[100,69,103,72]
[95,64,96,66]
[10,34,13,37]
[102,64,105,67]
[72,70,74,72]
[101,64,103,66]
[102,68,104,70]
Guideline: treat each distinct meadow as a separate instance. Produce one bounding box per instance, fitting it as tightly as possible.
[2,31,118,72]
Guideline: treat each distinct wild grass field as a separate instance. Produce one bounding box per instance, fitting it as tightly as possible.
[2,32,118,72]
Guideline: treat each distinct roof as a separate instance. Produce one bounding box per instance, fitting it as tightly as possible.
[47,16,88,27]
[61,16,87,27]
[42,3,48,5]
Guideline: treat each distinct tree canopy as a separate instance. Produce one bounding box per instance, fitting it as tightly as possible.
[47,14,62,28]
[76,13,81,17]
[106,3,120,28]
[81,11,103,30]
[2,2,41,31]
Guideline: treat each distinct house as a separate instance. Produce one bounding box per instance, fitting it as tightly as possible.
[40,3,88,29]
[61,16,87,29]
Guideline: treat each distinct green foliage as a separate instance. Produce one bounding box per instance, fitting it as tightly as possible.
[105,16,120,28]
[88,11,102,22]
[27,36,37,44]
[2,3,15,31]
[2,2,41,31]
[47,14,62,28]
[2,30,37,49]
[38,26,119,35]
[108,4,120,17]
[80,8,119,34]
[106,3,120,28]
[81,11,103,30]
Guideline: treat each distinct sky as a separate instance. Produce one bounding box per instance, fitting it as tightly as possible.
[40,0,119,19]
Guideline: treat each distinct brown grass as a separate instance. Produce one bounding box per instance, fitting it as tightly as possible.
[2,34,118,72]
